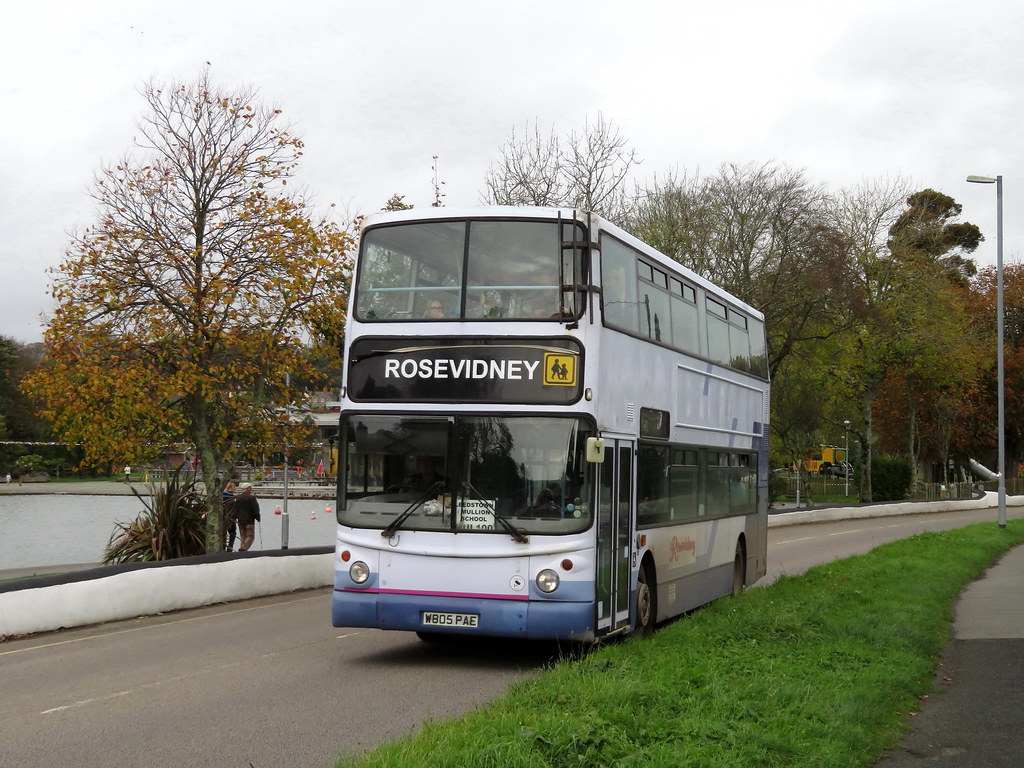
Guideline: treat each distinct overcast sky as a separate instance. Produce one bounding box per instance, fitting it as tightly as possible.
[1,0,1019,343]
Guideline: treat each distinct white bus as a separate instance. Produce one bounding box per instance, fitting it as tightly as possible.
[332,206,769,642]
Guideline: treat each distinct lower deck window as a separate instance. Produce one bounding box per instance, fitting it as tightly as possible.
[637,444,757,527]
[339,414,595,536]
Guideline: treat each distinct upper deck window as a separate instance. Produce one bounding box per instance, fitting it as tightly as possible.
[600,233,768,379]
[355,218,586,322]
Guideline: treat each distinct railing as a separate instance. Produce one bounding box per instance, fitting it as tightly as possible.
[916,482,977,500]
[775,474,978,504]
[975,477,1024,496]
[250,479,336,499]
[127,466,331,483]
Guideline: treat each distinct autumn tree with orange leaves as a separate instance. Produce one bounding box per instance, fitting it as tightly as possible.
[25,71,352,552]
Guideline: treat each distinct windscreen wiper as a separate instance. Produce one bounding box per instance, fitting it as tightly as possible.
[461,481,529,543]
[381,480,445,539]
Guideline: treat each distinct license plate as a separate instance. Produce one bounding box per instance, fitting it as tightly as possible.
[421,611,479,628]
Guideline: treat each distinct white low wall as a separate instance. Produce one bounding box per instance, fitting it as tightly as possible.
[767,491,1022,528]
[0,552,334,638]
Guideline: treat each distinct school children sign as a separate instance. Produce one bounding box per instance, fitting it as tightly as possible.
[347,337,582,405]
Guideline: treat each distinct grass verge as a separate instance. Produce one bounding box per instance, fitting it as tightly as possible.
[336,520,1024,768]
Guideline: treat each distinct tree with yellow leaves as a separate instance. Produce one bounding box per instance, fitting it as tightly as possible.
[25,70,352,552]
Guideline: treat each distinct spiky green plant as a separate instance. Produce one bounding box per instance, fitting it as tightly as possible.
[102,469,208,563]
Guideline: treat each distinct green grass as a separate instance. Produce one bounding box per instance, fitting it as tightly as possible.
[335,520,1024,768]
[800,491,859,505]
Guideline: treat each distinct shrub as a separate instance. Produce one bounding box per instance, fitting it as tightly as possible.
[15,453,48,476]
[768,468,788,503]
[871,454,913,501]
[103,469,208,563]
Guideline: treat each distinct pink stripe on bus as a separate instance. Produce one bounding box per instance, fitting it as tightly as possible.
[344,587,530,601]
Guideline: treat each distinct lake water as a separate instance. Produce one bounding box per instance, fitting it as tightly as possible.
[0,494,338,570]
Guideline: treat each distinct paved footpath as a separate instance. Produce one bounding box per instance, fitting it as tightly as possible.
[0,480,136,495]
[874,544,1024,766]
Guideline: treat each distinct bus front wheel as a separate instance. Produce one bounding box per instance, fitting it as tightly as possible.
[416,631,452,643]
[635,562,656,637]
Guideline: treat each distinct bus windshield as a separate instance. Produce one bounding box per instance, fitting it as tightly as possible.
[340,414,594,536]
[355,218,586,321]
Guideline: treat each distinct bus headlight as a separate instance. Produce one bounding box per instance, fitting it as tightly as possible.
[349,561,370,584]
[536,569,560,593]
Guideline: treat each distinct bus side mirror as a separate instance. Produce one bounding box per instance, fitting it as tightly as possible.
[586,437,605,463]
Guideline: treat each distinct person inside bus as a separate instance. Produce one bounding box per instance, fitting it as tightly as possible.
[530,481,564,518]
[423,299,445,319]
[404,455,446,489]
[531,303,573,320]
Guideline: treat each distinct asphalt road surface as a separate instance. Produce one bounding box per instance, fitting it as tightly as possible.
[1,504,1019,768]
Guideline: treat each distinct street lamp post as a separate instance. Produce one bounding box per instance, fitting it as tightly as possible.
[282,456,290,549]
[282,372,292,549]
[843,420,851,498]
[966,174,1006,528]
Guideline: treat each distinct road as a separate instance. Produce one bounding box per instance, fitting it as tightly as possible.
[1,505,1019,768]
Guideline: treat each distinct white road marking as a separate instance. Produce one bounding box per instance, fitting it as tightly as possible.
[41,690,133,715]
[37,643,302,716]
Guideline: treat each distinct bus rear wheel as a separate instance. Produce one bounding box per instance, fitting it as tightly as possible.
[731,541,747,596]
[635,562,656,637]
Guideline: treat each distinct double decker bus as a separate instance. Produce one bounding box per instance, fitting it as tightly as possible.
[332,206,769,642]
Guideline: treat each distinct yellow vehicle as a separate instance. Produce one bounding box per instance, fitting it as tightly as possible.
[793,446,849,475]
[817,445,851,476]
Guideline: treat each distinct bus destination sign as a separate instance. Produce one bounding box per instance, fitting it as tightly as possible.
[347,337,583,405]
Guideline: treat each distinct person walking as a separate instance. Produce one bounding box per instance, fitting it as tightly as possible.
[233,483,261,551]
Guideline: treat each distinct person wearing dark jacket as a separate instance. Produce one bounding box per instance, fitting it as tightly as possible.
[233,483,261,551]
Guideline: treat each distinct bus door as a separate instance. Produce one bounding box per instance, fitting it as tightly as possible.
[595,439,634,634]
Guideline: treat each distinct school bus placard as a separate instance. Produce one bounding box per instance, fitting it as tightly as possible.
[543,352,577,386]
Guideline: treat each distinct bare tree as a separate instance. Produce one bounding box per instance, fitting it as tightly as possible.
[562,114,641,216]
[482,113,640,220]
[482,121,563,207]
[627,170,717,275]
